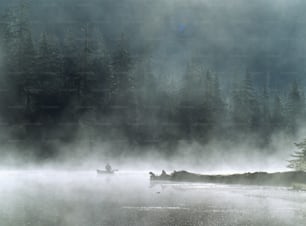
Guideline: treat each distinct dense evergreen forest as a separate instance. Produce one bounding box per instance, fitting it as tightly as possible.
[0,2,305,158]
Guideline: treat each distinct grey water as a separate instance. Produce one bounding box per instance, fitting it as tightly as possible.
[1,170,306,226]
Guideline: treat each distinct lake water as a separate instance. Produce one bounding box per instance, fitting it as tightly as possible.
[1,170,306,226]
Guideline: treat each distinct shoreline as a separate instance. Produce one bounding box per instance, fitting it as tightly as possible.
[149,170,306,187]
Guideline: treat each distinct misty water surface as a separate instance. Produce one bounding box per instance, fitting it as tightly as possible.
[0,170,306,226]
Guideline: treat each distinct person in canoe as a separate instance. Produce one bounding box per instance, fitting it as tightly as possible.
[96,163,118,174]
[105,163,112,173]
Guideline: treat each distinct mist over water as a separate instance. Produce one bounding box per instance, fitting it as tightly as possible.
[1,170,306,226]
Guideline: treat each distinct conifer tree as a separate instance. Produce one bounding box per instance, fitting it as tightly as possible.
[111,34,132,104]
[288,139,306,171]
[231,72,259,131]
[286,81,305,132]
[36,33,62,95]
[271,95,284,130]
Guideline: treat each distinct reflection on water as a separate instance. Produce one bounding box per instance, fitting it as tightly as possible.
[0,170,306,226]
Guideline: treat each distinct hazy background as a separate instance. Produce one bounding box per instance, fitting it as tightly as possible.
[0,0,306,171]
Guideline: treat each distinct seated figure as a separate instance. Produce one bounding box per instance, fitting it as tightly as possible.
[105,163,112,172]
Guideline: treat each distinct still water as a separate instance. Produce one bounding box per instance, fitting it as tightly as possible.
[0,170,306,226]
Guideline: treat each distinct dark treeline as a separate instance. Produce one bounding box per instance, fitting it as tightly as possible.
[0,3,305,157]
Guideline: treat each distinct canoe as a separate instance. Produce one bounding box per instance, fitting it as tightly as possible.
[96,169,118,174]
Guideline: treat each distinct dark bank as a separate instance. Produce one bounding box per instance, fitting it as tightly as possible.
[150,170,306,188]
